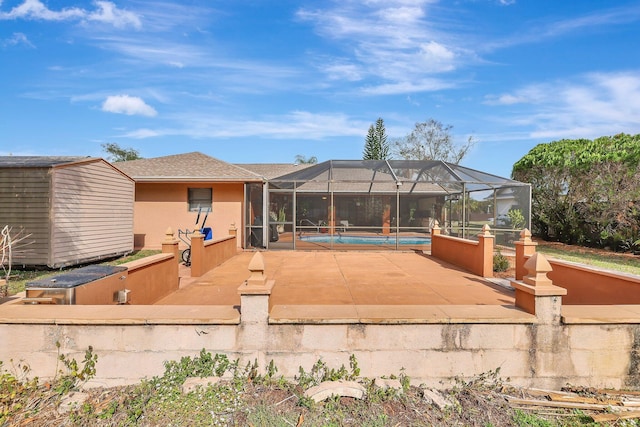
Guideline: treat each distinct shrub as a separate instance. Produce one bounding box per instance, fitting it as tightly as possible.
[493,250,509,272]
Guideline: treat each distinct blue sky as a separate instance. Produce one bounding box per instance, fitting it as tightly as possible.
[2,0,640,178]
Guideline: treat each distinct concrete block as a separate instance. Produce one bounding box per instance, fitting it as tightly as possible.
[301,325,349,349]
[568,325,632,350]
[463,324,521,350]
[350,325,443,351]
[57,392,89,414]
[470,349,532,380]
[534,350,577,379]
[422,388,454,410]
[304,380,366,402]
[240,295,269,324]
[363,349,430,379]
[237,324,269,350]
[422,350,475,378]
[266,324,303,351]
[569,349,630,378]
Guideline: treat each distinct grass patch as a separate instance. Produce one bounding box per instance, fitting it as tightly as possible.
[103,250,161,265]
[536,245,640,276]
[5,250,161,295]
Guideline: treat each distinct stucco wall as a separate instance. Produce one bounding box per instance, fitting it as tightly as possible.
[133,182,244,250]
[0,310,638,390]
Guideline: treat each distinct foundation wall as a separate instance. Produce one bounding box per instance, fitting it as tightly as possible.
[1,306,638,390]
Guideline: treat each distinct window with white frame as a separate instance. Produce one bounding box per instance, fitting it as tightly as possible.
[188,188,212,212]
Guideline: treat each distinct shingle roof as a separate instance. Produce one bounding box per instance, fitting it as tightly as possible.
[113,152,263,182]
[0,156,98,168]
[235,163,313,180]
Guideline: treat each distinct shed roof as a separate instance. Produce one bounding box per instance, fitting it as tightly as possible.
[0,156,99,168]
[113,152,263,182]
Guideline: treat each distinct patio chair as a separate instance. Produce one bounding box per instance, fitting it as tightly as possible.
[339,220,350,232]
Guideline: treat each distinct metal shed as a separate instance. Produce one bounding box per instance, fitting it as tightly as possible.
[0,156,134,268]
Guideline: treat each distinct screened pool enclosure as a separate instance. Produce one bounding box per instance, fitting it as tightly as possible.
[245,160,530,250]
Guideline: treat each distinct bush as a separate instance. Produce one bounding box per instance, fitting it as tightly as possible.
[493,250,509,272]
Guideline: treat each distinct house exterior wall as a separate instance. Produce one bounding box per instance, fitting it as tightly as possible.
[0,167,51,265]
[49,160,134,268]
[132,182,244,250]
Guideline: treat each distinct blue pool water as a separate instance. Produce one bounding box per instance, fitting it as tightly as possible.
[299,235,431,245]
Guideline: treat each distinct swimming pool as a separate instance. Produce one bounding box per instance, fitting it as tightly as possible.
[299,235,431,245]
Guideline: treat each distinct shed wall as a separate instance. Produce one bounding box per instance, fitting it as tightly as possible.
[0,167,51,265]
[50,161,134,267]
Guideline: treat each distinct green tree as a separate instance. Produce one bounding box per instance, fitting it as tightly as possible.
[294,155,318,164]
[102,143,141,162]
[512,133,640,248]
[363,118,390,160]
[393,118,474,164]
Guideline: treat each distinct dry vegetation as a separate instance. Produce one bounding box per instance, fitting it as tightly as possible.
[2,350,634,427]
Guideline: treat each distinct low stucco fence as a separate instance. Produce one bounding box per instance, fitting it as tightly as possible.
[190,234,238,278]
[430,222,494,277]
[514,229,640,305]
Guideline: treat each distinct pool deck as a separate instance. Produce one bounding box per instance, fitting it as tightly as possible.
[158,250,515,307]
[3,250,636,325]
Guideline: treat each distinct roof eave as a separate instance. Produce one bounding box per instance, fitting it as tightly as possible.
[131,177,264,183]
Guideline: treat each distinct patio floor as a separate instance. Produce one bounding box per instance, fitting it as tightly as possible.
[156,251,515,306]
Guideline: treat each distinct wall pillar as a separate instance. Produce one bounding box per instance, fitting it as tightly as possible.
[511,252,566,323]
[382,198,391,235]
[431,220,441,236]
[237,252,275,372]
[477,224,494,278]
[190,231,205,277]
[431,220,441,256]
[514,228,537,280]
[161,227,180,263]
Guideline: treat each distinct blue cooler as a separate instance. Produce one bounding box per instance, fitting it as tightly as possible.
[201,227,213,241]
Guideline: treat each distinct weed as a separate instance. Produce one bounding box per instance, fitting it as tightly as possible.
[295,354,361,389]
[0,360,39,424]
[160,349,231,387]
[53,342,98,395]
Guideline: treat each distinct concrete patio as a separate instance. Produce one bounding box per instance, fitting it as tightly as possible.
[160,250,515,306]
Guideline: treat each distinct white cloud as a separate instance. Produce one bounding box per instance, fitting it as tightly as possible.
[321,62,362,81]
[296,1,468,94]
[361,78,454,95]
[86,1,141,29]
[483,84,550,106]
[2,32,34,48]
[0,0,141,29]
[102,95,157,117]
[123,128,160,139]
[486,71,640,140]
[119,110,368,140]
